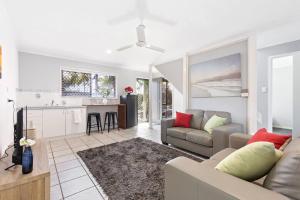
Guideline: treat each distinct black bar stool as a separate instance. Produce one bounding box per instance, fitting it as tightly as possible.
[104,112,119,132]
[86,112,102,135]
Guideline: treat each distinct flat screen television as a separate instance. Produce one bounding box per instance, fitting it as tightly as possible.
[12,108,23,165]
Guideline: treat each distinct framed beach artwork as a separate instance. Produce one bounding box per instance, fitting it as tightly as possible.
[0,46,2,79]
[190,53,242,98]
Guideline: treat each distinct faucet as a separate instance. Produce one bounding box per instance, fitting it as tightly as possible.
[51,100,55,106]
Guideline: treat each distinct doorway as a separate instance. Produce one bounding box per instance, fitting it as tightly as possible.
[136,78,149,123]
[161,78,172,119]
[270,55,293,134]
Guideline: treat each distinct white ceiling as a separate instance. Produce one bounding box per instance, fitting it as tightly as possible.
[4,0,300,71]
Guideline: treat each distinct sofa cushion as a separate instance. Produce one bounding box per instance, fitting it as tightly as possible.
[215,142,283,181]
[210,148,236,161]
[203,115,227,134]
[185,109,204,130]
[186,130,213,147]
[173,112,193,128]
[201,111,231,130]
[247,128,291,149]
[263,152,300,200]
[167,127,194,140]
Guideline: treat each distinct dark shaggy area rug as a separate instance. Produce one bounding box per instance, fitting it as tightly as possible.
[77,137,202,200]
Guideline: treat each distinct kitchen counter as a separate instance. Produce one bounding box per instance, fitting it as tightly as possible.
[83,104,120,106]
[24,106,87,110]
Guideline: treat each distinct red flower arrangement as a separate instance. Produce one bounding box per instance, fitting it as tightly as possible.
[124,86,133,94]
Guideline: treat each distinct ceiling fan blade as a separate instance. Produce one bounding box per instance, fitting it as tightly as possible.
[116,44,134,51]
[145,45,165,53]
[136,24,146,42]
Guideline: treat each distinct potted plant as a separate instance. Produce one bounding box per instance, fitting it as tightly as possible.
[124,86,133,95]
[99,88,110,104]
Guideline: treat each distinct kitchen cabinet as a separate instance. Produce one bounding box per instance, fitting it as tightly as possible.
[24,110,43,138]
[42,109,66,137]
[65,108,87,135]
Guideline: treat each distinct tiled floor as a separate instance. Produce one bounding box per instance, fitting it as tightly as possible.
[47,123,161,200]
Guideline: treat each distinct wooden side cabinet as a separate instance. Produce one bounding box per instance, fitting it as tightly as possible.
[118,104,126,129]
[0,139,50,200]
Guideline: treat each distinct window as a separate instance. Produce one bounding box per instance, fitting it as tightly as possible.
[61,70,116,98]
[92,74,116,98]
[61,70,91,96]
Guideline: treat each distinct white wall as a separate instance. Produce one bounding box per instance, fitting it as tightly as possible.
[257,21,300,49]
[155,59,183,93]
[18,52,149,107]
[272,56,293,129]
[0,0,19,154]
[171,84,184,117]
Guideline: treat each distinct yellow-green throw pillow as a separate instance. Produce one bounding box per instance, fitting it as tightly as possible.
[215,142,283,181]
[204,115,227,134]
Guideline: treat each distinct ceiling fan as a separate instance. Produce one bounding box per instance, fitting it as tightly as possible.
[116,24,165,53]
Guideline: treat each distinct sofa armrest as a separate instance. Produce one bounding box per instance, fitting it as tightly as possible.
[229,133,251,149]
[161,118,175,143]
[165,157,289,200]
[212,123,243,154]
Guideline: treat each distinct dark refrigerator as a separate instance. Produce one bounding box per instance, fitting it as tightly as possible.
[120,94,138,128]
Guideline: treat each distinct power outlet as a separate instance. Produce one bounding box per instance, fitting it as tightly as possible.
[257,112,263,124]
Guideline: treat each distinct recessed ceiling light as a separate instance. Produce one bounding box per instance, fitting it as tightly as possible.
[106,49,112,54]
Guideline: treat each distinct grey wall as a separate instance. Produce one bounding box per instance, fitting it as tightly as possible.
[257,40,300,130]
[18,52,148,95]
[294,52,300,138]
[188,41,248,129]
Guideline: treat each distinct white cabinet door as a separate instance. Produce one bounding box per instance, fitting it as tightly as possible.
[66,108,87,135]
[23,110,43,138]
[43,109,66,137]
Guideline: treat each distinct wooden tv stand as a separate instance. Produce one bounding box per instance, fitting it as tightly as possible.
[0,139,50,200]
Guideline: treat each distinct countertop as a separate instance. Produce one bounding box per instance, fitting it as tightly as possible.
[24,106,87,110]
[82,104,120,106]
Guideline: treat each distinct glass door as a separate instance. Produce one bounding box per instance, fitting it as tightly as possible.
[161,79,172,119]
[136,78,149,122]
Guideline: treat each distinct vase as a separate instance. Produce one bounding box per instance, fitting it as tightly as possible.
[22,146,33,174]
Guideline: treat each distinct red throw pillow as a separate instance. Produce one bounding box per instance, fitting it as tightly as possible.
[247,128,292,149]
[173,112,193,128]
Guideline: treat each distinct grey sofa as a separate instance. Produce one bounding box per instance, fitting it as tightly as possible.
[164,134,299,200]
[161,109,243,157]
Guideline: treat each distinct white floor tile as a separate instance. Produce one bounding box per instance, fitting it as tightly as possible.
[56,159,81,172]
[53,149,73,157]
[52,145,71,152]
[71,145,89,152]
[51,173,59,186]
[65,187,103,200]
[58,166,86,183]
[87,142,104,148]
[61,176,94,197]
[51,185,62,200]
[54,154,76,164]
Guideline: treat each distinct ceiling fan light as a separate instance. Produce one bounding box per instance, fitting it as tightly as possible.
[106,49,112,54]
